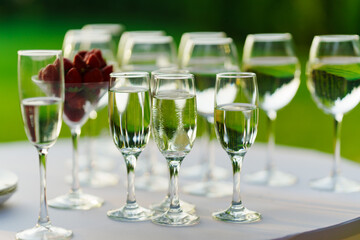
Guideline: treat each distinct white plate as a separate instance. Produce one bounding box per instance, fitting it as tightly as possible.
[0,169,17,205]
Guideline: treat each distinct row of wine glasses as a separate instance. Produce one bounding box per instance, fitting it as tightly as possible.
[16,33,360,238]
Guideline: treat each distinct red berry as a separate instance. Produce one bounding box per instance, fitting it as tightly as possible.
[77,50,87,58]
[42,64,59,82]
[74,54,88,73]
[64,104,85,122]
[38,68,44,80]
[83,68,103,83]
[66,93,86,109]
[101,65,113,82]
[65,68,82,87]
[63,58,73,73]
[85,54,101,69]
[93,49,106,67]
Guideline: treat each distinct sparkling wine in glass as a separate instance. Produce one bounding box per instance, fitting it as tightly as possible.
[48,50,110,210]
[107,72,152,221]
[213,72,261,223]
[17,50,72,239]
[149,68,195,214]
[117,34,177,192]
[181,37,240,198]
[307,35,360,192]
[151,73,199,226]
[242,33,300,187]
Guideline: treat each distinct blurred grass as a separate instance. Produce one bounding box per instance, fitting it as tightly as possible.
[2,17,360,163]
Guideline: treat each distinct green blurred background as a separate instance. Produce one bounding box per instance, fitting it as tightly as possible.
[2,0,360,163]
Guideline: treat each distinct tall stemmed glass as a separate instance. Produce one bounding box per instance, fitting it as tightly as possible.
[181,37,239,197]
[17,50,72,239]
[118,35,177,192]
[151,73,199,226]
[307,35,360,192]
[149,69,195,214]
[213,72,261,223]
[48,52,108,210]
[62,29,118,188]
[107,72,152,221]
[242,33,300,186]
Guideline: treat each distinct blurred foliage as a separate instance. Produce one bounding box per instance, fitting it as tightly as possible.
[1,0,360,163]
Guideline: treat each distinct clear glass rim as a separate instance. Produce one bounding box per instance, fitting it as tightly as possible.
[248,33,292,41]
[82,23,125,30]
[18,50,62,56]
[130,35,173,44]
[151,68,189,76]
[123,30,166,36]
[314,34,359,42]
[183,31,226,37]
[217,72,256,79]
[154,73,194,80]
[110,71,149,78]
[190,37,233,45]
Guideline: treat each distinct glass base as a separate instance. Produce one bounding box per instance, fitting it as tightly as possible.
[66,171,119,188]
[244,169,297,187]
[150,197,195,214]
[182,181,232,198]
[212,204,261,223]
[107,203,152,222]
[16,224,72,240]
[48,191,104,210]
[135,175,168,192]
[310,175,360,193]
[182,164,228,180]
[152,208,199,226]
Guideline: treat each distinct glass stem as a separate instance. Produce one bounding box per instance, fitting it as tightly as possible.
[266,111,277,172]
[231,154,244,205]
[37,147,51,227]
[168,159,182,212]
[204,119,215,181]
[332,115,343,179]
[71,127,81,194]
[125,154,137,205]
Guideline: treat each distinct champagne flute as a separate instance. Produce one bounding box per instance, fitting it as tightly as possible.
[107,72,152,221]
[181,37,239,198]
[62,29,118,188]
[213,72,261,223]
[307,35,360,192]
[48,50,108,210]
[151,73,199,226]
[149,68,195,214]
[17,50,72,239]
[118,35,178,192]
[242,33,300,186]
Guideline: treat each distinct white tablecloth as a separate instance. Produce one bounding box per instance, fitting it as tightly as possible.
[0,139,359,240]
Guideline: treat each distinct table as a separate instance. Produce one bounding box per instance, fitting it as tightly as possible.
[0,140,359,240]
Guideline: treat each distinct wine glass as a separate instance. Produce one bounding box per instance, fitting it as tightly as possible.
[149,68,195,214]
[178,31,226,65]
[82,23,125,54]
[118,35,178,192]
[62,29,119,188]
[151,73,199,226]
[107,72,152,221]
[117,30,166,66]
[213,72,261,223]
[181,37,239,197]
[119,35,177,71]
[307,35,360,192]
[17,50,72,239]
[48,50,109,210]
[242,33,300,186]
